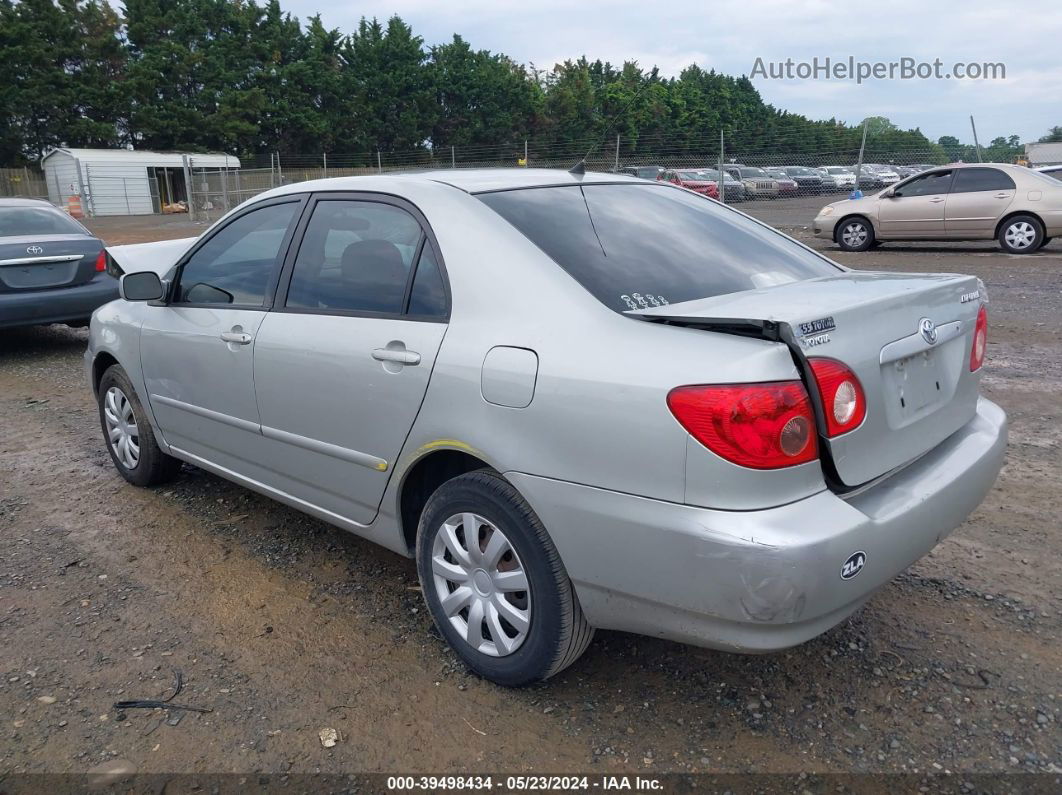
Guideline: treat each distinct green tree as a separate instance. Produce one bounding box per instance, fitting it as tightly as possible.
[1039,126,1062,143]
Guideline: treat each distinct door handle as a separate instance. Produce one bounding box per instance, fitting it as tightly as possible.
[929,197,945,203]
[994,193,1010,199]
[372,348,421,366]
[220,331,253,345]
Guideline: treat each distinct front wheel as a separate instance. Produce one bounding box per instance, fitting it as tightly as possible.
[836,217,875,252]
[98,364,180,487]
[416,470,593,686]
[998,215,1044,254]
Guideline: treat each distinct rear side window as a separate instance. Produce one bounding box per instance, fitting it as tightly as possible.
[408,244,447,317]
[477,184,840,312]
[0,207,87,236]
[951,168,1016,193]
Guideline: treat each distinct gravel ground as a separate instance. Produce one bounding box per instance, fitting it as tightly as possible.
[1,204,1060,782]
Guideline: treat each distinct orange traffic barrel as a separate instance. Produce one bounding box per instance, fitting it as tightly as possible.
[67,195,83,218]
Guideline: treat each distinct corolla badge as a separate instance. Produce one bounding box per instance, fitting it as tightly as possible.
[919,317,937,345]
[26,245,43,255]
[840,551,867,580]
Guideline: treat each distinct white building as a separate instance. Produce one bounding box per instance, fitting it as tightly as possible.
[1025,142,1062,166]
[41,148,240,216]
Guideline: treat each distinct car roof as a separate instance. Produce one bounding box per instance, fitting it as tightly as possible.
[0,197,57,208]
[406,167,642,193]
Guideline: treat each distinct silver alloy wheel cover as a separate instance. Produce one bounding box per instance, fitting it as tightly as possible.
[431,512,531,657]
[841,222,868,247]
[103,386,140,469]
[1004,221,1035,249]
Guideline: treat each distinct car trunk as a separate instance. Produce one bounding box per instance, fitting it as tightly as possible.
[633,271,985,488]
[0,234,103,293]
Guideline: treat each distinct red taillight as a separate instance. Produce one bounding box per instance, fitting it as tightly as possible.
[970,305,987,371]
[94,250,107,272]
[667,382,818,469]
[809,358,866,437]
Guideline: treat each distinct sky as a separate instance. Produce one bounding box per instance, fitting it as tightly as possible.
[281,0,1061,144]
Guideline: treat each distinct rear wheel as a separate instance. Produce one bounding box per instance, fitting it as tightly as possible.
[836,217,875,252]
[416,470,593,686]
[98,364,180,487]
[998,215,1044,254]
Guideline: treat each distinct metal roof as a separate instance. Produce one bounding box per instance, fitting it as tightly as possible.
[41,148,240,168]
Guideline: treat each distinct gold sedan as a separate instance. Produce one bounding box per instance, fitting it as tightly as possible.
[813,163,1062,254]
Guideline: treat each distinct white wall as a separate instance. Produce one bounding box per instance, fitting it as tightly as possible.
[83,160,155,216]
[43,150,81,209]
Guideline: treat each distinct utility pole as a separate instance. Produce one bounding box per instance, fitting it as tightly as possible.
[717,130,725,203]
[970,115,983,162]
[322,152,328,178]
[854,120,869,195]
[614,134,620,171]
[377,151,382,173]
[524,139,528,168]
[451,146,456,168]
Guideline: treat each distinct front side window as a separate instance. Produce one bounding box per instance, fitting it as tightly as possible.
[951,167,1017,193]
[285,200,422,314]
[477,184,840,313]
[894,170,953,197]
[176,201,298,305]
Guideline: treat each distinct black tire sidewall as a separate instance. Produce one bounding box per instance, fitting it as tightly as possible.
[97,365,166,487]
[836,217,874,251]
[416,472,568,687]
[999,215,1044,254]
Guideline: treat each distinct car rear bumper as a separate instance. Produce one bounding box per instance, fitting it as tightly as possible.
[508,397,1006,653]
[0,272,118,329]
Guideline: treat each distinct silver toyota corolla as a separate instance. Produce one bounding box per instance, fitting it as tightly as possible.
[86,169,1007,686]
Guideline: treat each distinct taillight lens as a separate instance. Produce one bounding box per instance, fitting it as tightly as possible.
[94,250,107,272]
[667,382,818,469]
[970,305,987,371]
[809,358,866,437]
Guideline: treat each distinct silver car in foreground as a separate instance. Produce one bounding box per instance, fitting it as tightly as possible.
[87,169,1006,686]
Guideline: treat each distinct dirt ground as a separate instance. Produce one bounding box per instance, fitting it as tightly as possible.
[1,203,1060,783]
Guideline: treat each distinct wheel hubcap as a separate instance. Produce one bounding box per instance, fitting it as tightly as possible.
[842,223,868,246]
[103,386,140,469]
[1005,221,1035,249]
[431,512,531,657]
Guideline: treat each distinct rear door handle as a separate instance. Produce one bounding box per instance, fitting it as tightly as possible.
[929,197,945,203]
[372,348,420,366]
[220,331,253,345]
[994,192,1011,199]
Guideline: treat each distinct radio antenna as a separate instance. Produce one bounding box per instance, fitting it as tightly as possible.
[569,67,656,175]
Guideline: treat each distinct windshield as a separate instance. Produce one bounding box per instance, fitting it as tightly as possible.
[677,170,714,180]
[739,167,769,178]
[765,169,787,177]
[477,184,841,313]
[0,206,87,237]
[786,167,814,176]
[825,167,851,174]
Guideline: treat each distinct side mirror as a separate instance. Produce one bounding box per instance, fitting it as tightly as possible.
[882,188,897,198]
[119,271,164,301]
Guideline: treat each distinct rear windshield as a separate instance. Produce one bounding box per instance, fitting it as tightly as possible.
[0,206,87,237]
[477,184,841,312]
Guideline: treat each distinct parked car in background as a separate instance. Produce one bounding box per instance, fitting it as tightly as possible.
[722,165,780,199]
[1036,164,1062,182]
[765,168,799,196]
[814,163,1062,254]
[866,164,901,185]
[663,169,720,199]
[781,166,825,194]
[893,165,918,179]
[88,168,1006,686]
[618,165,664,181]
[692,167,745,202]
[854,165,886,190]
[0,198,114,329]
[817,167,857,191]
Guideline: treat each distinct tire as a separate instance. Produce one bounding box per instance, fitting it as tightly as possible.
[836,217,875,252]
[416,470,593,686]
[1044,237,1053,245]
[998,215,1044,254]
[97,364,180,487]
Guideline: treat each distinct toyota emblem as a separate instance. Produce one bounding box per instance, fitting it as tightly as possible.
[919,317,937,345]
[26,245,43,255]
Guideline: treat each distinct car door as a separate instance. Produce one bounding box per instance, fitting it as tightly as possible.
[251,194,450,526]
[945,167,1017,237]
[876,169,954,238]
[140,196,304,470]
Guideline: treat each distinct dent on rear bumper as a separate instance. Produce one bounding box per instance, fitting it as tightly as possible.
[508,398,1007,653]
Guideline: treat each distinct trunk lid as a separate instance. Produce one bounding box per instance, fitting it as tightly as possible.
[0,234,104,292]
[633,271,985,487]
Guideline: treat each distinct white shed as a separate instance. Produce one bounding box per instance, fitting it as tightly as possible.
[41,148,240,217]
[1025,142,1062,166]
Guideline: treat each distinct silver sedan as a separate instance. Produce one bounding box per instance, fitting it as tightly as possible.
[86,169,1006,686]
